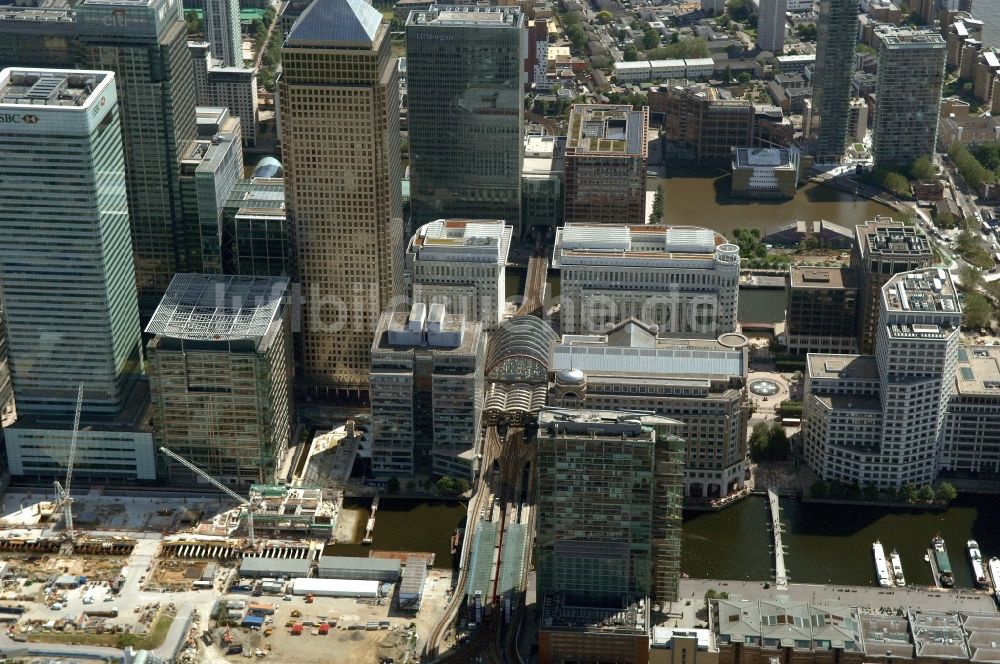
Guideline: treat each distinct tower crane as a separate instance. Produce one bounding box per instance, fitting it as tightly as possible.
[53,385,84,542]
[158,447,257,548]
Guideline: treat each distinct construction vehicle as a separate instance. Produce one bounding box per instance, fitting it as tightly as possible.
[263,627,272,637]
[52,385,84,546]
[304,594,314,604]
[158,447,259,548]
[290,610,301,618]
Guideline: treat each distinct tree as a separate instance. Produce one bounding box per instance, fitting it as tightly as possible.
[624,44,639,62]
[881,171,910,197]
[917,485,935,502]
[962,292,992,329]
[935,481,958,503]
[737,72,751,84]
[386,476,400,495]
[670,32,680,44]
[900,483,918,503]
[809,480,828,498]
[767,423,790,461]
[958,263,984,292]
[795,24,817,40]
[405,479,416,494]
[649,186,664,224]
[727,0,751,21]
[934,211,959,229]
[642,29,660,50]
[863,484,880,502]
[184,9,204,35]
[910,156,936,180]
[596,10,613,24]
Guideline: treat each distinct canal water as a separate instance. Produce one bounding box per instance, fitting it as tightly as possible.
[682,495,1000,588]
[325,497,467,568]
[651,166,895,238]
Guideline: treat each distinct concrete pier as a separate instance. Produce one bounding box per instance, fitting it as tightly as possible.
[767,489,788,589]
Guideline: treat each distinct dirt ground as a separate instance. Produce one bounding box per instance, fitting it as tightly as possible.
[199,568,455,664]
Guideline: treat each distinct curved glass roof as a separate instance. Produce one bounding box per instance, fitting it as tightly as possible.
[486,316,558,383]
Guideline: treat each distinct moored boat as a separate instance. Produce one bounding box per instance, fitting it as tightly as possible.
[873,540,892,588]
[969,540,989,589]
[932,535,955,588]
[890,549,906,587]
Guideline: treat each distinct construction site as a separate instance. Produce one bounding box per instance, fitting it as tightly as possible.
[0,405,459,664]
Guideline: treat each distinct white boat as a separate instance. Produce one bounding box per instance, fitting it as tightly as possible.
[873,540,892,588]
[890,549,906,587]
[969,540,989,589]
[988,557,1000,599]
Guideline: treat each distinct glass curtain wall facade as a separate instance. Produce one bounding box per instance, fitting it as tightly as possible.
[0,69,142,417]
[78,0,198,317]
[406,6,525,233]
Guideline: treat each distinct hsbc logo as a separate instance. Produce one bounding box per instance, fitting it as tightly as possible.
[0,113,39,124]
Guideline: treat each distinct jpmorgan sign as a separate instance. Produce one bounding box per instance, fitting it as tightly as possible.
[0,113,39,124]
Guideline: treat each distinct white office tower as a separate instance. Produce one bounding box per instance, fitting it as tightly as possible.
[405,219,513,331]
[204,0,242,67]
[758,0,788,54]
[0,68,154,480]
[554,224,740,337]
[803,268,961,489]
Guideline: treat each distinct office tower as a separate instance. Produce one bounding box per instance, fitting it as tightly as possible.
[942,346,1000,477]
[564,104,648,225]
[809,0,858,162]
[852,218,933,354]
[204,0,242,67]
[872,26,947,171]
[189,42,259,147]
[0,68,154,480]
[223,178,292,277]
[406,6,525,232]
[0,3,77,71]
[536,409,684,664]
[554,224,740,337]
[786,266,860,354]
[147,274,294,486]
[757,0,787,54]
[77,0,198,316]
[802,268,961,489]
[370,304,485,478]
[651,84,754,164]
[178,107,243,274]
[522,136,565,230]
[405,220,512,331]
[548,319,750,500]
[280,0,404,395]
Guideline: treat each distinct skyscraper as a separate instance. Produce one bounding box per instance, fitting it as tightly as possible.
[872,26,947,171]
[280,0,404,395]
[810,0,859,163]
[77,0,198,316]
[0,68,154,480]
[0,68,142,417]
[757,0,788,54]
[406,6,525,233]
[204,0,242,67]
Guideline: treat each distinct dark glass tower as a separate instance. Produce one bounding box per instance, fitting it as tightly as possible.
[810,0,858,163]
[406,5,525,234]
[77,0,198,318]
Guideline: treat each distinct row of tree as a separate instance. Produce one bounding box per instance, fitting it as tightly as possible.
[749,422,790,463]
[383,476,470,496]
[949,143,995,191]
[809,479,958,504]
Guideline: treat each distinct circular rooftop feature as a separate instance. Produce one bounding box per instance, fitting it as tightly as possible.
[556,368,586,385]
[749,379,780,396]
[252,156,283,179]
[718,332,749,349]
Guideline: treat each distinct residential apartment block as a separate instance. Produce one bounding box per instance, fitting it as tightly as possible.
[872,26,947,170]
[940,346,1000,479]
[554,225,740,337]
[405,219,512,331]
[548,319,749,499]
[370,304,485,479]
[809,0,858,162]
[147,275,294,486]
[564,104,648,225]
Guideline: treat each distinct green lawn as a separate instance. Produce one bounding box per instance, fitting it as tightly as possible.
[958,244,994,270]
